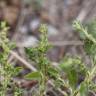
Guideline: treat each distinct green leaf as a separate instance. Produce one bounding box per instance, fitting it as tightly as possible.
[39,24,47,33]
[67,69,78,89]
[59,57,75,71]
[48,67,59,77]
[25,71,41,80]
[14,67,23,76]
[54,78,63,88]
[1,21,6,28]
[79,83,88,96]
[84,39,96,55]
[25,47,40,62]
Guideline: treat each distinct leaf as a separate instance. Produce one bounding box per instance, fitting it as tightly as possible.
[54,78,63,88]
[14,67,23,76]
[25,47,40,62]
[67,69,78,89]
[84,39,96,55]
[79,83,88,96]
[48,67,59,77]
[1,21,6,28]
[59,57,85,89]
[25,71,41,80]
[60,58,73,69]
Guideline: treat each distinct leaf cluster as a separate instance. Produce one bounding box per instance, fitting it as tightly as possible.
[0,21,22,96]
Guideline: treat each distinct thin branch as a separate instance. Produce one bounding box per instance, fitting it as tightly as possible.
[10,51,37,71]
[76,0,96,22]
[50,41,84,46]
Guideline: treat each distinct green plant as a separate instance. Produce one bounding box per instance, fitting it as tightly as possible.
[55,20,96,96]
[70,20,96,96]
[1,20,96,96]
[25,21,96,96]
[25,24,63,96]
[0,22,22,96]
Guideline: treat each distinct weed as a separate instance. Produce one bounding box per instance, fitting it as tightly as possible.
[0,21,22,96]
[0,20,96,96]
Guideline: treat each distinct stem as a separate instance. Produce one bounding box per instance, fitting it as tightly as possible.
[39,56,47,96]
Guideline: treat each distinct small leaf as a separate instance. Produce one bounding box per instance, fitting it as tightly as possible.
[39,24,47,33]
[59,57,73,71]
[84,39,96,55]
[67,69,78,89]
[48,67,59,77]
[14,67,23,76]
[79,83,88,96]
[54,78,63,88]
[25,71,41,80]
[1,21,6,28]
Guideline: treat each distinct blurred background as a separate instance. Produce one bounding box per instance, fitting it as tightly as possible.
[0,0,96,95]
[0,0,96,61]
